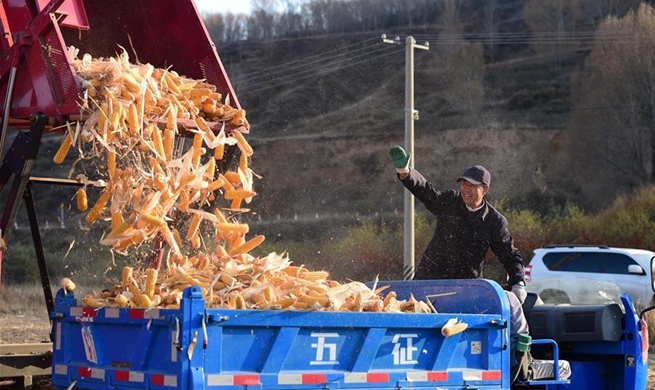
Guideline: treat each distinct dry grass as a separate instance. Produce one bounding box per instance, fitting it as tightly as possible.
[0,283,54,344]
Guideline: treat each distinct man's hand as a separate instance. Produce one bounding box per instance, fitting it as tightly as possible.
[389,145,410,170]
[511,283,527,304]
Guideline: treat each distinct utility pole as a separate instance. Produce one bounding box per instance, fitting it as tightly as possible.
[382,34,429,281]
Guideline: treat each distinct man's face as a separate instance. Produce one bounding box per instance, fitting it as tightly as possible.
[460,179,488,208]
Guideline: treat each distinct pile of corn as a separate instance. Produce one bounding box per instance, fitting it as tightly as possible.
[60,47,432,314]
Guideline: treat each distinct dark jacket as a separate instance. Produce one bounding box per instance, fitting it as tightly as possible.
[399,168,525,286]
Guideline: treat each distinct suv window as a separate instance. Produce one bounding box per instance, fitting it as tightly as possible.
[543,252,640,275]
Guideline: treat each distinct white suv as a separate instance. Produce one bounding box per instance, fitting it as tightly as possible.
[526,246,655,307]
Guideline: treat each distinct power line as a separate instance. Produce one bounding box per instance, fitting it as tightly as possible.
[239,47,403,96]
[230,37,379,83]
[238,44,399,91]
[231,40,386,84]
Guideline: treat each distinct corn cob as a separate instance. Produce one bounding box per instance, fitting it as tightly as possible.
[299,293,330,307]
[207,178,226,192]
[235,294,246,309]
[139,212,167,227]
[109,102,123,132]
[239,153,248,172]
[152,125,165,158]
[83,294,105,308]
[191,232,201,249]
[97,102,108,132]
[127,278,147,307]
[123,73,141,94]
[107,218,133,239]
[121,89,136,102]
[272,297,296,309]
[114,230,147,251]
[76,188,88,211]
[172,228,183,250]
[163,127,175,160]
[186,213,202,240]
[194,116,210,132]
[189,88,213,98]
[230,198,243,210]
[232,130,253,157]
[60,277,76,292]
[383,291,397,307]
[215,222,249,235]
[192,133,203,166]
[53,132,73,164]
[175,267,204,288]
[107,149,116,179]
[219,273,237,286]
[284,266,303,277]
[122,267,133,290]
[224,190,256,200]
[213,208,228,224]
[223,171,241,186]
[115,294,130,307]
[215,244,229,258]
[111,210,123,230]
[144,268,158,298]
[204,157,215,180]
[229,235,265,256]
[85,189,111,224]
[127,103,139,135]
[214,143,225,160]
[164,73,182,95]
[301,271,330,281]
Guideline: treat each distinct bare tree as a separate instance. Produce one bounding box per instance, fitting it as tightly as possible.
[557,4,655,208]
[224,12,247,42]
[524,0,581,67]
[251,0,278,40]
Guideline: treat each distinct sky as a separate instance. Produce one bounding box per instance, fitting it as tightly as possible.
[195,0,253,15]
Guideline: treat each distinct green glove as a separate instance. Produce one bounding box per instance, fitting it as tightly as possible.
[389,145,410,169]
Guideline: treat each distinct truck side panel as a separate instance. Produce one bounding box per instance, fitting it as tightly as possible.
[51,280,513,390]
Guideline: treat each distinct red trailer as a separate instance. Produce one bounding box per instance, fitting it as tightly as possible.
[0,1,242,385]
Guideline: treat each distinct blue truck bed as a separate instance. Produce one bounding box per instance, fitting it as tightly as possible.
[50,279,513,389]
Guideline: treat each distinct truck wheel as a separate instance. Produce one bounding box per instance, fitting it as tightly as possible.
[539,289,571,304]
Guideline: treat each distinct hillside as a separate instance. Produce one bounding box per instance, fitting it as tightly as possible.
[214,33,580,225]
[6,0,655,285]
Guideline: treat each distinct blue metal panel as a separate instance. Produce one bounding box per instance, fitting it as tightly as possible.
[49,280,514,390]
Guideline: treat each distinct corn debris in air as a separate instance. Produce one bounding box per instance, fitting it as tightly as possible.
[62,47,431,314]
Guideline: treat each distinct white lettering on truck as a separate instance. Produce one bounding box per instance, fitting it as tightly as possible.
[392,334,418,365]
[310,332,339,365]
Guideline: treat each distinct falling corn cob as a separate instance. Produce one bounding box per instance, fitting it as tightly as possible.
[229,235,265,256]
[85,189,111,224]
[76,188,88,211]
[215,222,249,234]
[60,277,76,292]
[53,132,73,164]
[186,214,202,241]
[231,130,253,157]
[224,190,256,200]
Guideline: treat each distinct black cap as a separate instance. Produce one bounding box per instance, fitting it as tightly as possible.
[457,165,491,186]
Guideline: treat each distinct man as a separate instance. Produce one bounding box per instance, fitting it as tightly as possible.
[389,145,527,303]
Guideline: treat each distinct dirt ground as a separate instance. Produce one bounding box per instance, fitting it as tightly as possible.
[1,306,51,344]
